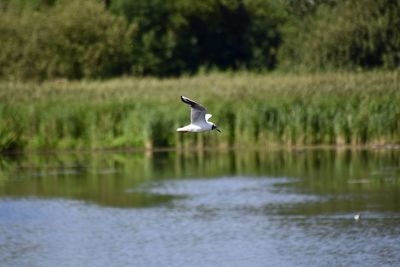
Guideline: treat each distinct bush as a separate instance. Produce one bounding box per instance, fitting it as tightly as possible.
[111,0,188,76]
[0,0,133,80]
[279,0,400,71]
[111,0,287,76]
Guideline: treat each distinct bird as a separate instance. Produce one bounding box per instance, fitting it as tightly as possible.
[354,213,361,221]
[177,96,221,133]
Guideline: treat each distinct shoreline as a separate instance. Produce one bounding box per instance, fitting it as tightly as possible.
[2,143,400,157]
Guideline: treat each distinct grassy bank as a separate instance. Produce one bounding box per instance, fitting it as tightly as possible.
[0,71,399,151]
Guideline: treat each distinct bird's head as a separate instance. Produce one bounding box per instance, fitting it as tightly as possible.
[211,124,221,133]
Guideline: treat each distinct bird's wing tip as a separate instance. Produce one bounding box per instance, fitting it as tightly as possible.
[181,96,192,105]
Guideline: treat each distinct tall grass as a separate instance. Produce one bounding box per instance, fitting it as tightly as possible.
[0,71,399,151]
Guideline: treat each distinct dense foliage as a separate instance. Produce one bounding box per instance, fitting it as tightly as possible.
[279,0,400,71]
[0,0,398,79]
[0,0,132,80]
[109,0,285,75]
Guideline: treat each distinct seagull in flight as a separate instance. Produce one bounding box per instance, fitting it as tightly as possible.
[177,96,221,133]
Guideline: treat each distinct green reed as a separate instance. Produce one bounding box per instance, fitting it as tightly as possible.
[0,71,399,151]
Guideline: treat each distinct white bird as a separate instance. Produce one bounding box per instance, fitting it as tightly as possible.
[177,96,221,133]
[354,213,361,220]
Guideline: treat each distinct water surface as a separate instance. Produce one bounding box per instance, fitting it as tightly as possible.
[0,149,399,266]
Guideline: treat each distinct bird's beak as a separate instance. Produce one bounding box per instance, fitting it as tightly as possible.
[216,128,221,133]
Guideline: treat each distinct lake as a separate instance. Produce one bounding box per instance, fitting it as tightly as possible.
[1,148,399,266]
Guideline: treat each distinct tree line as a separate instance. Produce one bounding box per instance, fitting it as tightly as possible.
[0,0,399,80]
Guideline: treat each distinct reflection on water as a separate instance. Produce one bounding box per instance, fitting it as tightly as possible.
[0,149,400,266]
[1,149,399,210]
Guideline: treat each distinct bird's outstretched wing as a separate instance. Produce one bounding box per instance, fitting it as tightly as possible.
[181,96,208,124]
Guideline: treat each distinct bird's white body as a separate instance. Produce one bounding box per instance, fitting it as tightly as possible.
[177,96,220,133]
[177,124,211,132]
[177,118,213,133]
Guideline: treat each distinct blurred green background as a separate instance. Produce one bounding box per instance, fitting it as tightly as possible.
[1,0,399,79]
